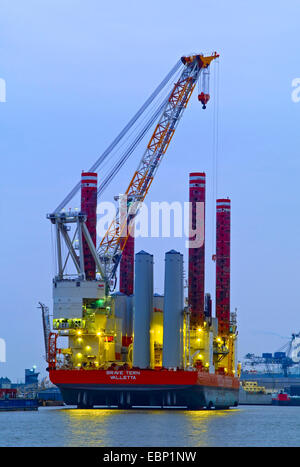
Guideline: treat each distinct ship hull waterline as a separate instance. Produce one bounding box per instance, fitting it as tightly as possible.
[50,369,239,410]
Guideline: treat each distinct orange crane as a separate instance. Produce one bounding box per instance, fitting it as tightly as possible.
[48,52,219,290]
[98,53,219,286]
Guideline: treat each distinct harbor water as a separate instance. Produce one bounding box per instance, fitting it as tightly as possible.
[1,405,300,447]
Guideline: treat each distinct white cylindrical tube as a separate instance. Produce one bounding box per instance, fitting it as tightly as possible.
[163,250,184,368]
[133,250,153,368]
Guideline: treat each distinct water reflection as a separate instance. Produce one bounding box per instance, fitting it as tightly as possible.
[62,409,117,447]
[184,409,240,446]
[3,406,297,447]
[61,407,239,447]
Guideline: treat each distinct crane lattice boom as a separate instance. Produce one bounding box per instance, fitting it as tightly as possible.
[97,53,219,285]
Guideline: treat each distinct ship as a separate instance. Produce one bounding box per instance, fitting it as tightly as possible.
[50,368,239,409]
[238,381,272,405]
[0,387,38,411]
[0,398,38,412]
[272,392,300,406]
[46,243,239,410]
[42,53,240,410]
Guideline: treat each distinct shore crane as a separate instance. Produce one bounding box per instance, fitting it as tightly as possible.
[47,52,219,291]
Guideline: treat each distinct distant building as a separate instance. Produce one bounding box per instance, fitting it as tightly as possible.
[0,377,11,389]
[25,368,39,387]
[1,367,40,390]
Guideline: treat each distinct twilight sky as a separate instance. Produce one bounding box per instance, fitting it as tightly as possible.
[0,0,300,381]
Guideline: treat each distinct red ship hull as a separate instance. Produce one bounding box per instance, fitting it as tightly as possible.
[50,369,239,409]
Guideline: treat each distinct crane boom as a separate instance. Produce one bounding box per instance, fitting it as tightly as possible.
[38,302,51,361]
[98,53,219,286]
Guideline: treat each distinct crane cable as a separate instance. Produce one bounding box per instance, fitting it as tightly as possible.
[211,58,220,256]
[95,70,180,181]
[96,66,184,198]
[53,59,183,213]
[97,99,167,197]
